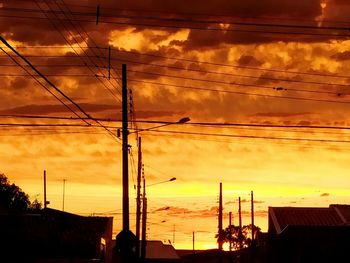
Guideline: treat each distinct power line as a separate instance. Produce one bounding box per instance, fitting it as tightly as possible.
[2,6,350,33]
[1,122,350,144]
[0,40,91,125]
[126,77,350,105]
[106,60,348,95]
[3,114,350,131]
[142,132,350,150]
[34,0,121,102]
[2,57,349,93]
[110,49,350,80]
[0,36,120,143]
[143,129,350,144]
[0,63,108,68]
[1,70,346,97]
[54,0,122,88]
[5,70,348,105]
[7,1,350,27]
[2,46,350,80]
[1,13,350,38]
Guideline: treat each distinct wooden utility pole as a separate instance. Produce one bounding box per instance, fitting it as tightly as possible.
[192,231,195,254]
[251,191,255,245]
[44,170,47,209]
[122,63,129,232]
[141,174,147,261]
[62,179,66,211]
[136,137,142,258]
[229,211,232,251]
[238,196,243,250]
[218,182,223,250]
[173,225,176,246]
[115,64,136,263]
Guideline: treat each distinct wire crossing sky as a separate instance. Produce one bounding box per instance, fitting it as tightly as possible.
[1,0,350,250]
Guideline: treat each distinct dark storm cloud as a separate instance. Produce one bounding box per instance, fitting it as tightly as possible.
[0,0,329,48]
[0,103,116,115]
[9,77,31,90]
[331,51,350,61]
[237,55,264,67]
[92,0,321,17]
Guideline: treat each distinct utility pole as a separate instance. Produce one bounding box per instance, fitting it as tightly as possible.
[173,225,176,246]
[115,64,136,262]
[238,196,243,250]
[192,231,195,254]
[44,170,47,209]
[62,179,66,211]
[136,137,142,258]
[218,182,223,251]
[122,63,129,232]
[251,191,255,246]
[141,172,147,262]
[229,212,232,251]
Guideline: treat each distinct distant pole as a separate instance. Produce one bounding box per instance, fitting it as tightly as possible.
[44,170,47,209]
[141,173,147,261]
[229,212,232,251]
[62,179,66,211]
[218,182,223,250]
[192,231,195,254]
[136,137,142,257]
[251,191,255,246]
[173,224,176,246]
[238,196,243,249]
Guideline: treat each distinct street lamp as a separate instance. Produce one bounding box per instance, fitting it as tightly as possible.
[141,176,176,261]
[136,117,188,260]
[131,117,190,134]
[147,177,177,187]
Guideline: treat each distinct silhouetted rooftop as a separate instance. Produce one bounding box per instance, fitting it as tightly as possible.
[269,204,350,235]
[145,240,180,260]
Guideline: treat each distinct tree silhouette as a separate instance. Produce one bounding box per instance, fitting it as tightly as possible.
[218,224,261,250]
[0,173,41,212]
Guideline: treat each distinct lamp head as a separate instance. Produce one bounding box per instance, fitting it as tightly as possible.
[178,117,190,124]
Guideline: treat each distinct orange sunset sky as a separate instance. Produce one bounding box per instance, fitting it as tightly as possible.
[2,0,350,249]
